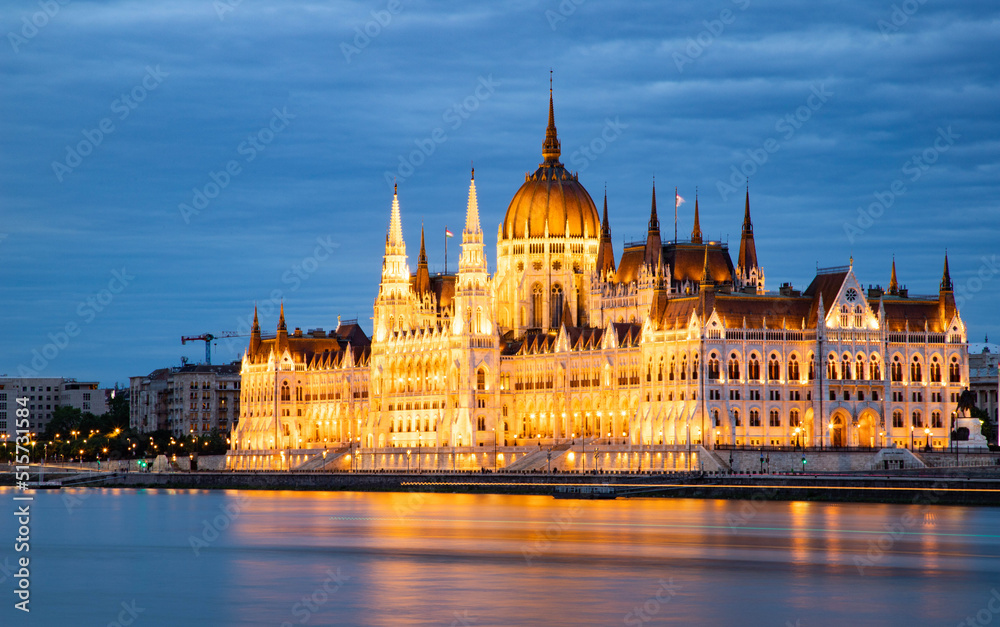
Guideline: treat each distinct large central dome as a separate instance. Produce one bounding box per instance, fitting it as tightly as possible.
[501,90,599,240]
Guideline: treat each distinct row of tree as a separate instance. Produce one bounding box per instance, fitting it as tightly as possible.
[0,395,230,463]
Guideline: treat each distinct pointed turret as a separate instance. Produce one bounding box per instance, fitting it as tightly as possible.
[888,257,899,295]
[276,301,288,352]
[939,250,957,325]
[735,186,763,291]
[596,188,616,277]
[645,181,662,270]
[562,296,574,328]
[459,168,486,274]
[691,192,702,244]
[249,303,261,354]
[387,182,405,256]
[541,73,562,166]
[414,226,431,297]
[940,250,953,292]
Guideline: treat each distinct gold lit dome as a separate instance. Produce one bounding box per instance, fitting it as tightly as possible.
[501,87,599,240]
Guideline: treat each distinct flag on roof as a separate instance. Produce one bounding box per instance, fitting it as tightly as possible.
[445,228,454,238]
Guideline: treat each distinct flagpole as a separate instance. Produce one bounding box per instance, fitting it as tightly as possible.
[445,226,448,275]
[674,187,678,243]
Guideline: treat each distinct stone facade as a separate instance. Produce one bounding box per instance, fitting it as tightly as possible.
[228,91,970,469]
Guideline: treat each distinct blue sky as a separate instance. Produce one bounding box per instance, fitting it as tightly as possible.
[1,0,998,387]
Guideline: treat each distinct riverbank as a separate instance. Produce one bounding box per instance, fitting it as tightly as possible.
[6,466,1000,505]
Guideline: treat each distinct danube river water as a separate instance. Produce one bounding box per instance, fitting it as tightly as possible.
[2,487,999,626]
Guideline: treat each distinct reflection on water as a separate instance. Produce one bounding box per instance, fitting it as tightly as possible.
[2,488,999,626]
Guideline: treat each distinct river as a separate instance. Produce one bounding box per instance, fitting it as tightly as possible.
[2,487,999,626]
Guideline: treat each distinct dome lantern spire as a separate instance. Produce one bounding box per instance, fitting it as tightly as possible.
[541,71,562,166]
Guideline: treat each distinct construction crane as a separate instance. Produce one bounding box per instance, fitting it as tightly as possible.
[180,332,247,365]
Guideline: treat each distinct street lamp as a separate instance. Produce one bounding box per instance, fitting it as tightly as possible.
[406,449,411,473]
[492,427,496,472]
[910,425,914,450]
[924,427,931,450]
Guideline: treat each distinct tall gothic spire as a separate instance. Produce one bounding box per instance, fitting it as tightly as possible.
[463,167,482,239]
[541,71,561,165]
[736,185,759,285]
[277,301,286,332]
[596,187,616,277]
[387,182,405,256]
[459,167,487,275]
[940,250,953,291]
[251,304,260,334]
[691,191,702,244]
[648,181,660,233]
[415,225,431,297]
[888,257,899,295]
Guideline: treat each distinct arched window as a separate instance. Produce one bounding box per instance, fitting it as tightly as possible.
[728,354,740,380]
[476,307,484,334]
[787,355,800,381]
[769,410,780,427]
[658,358,665,382]
[808,354,816,380]
[748,354,760,380]
[768,354,781,381]
[680,355,688,381]
[828,355,838,380]
[842,354,852,380]
[854,305,864,328]
[531,283,543,328]
[749,409,761,427]
[708,354,720,380]
[870,355,881,380]
[840,305,849,327]
[476,367,486,391]
[912,411,922,428]
[892,410,904,428]
[930,356,942,383]
[280,381,290,402]
[949,356,961,383]
[789,409,800,427]
[891,356,903,382]
[713,409,720,427]
[295,385,303,402]
[910,356,922,382]
[550,284,564,327]
[932,411,942,428]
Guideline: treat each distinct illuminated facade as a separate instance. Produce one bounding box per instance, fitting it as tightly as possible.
[229,89,969,465]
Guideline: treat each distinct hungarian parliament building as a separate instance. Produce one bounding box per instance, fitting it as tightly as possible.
[228,90,968,469]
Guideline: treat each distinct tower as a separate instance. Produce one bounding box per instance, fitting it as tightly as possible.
[373,184,415,341]
[735,186,764,292]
